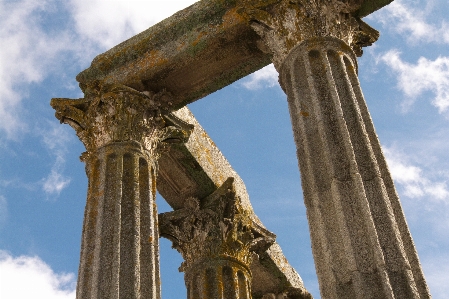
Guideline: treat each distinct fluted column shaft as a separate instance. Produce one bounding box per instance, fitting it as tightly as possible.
[278,37,430,299]
[239,0,430,296]
[51,84,192,299]
[78,142,160,299]
[186,258,252,299]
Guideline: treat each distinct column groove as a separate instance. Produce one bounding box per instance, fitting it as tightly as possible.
[288,52,337,298]
[97,152,122,299]
[345,58,431,299]
[326,48,394,298]
[77,157,102,299]
[51,84,193,299]
[279,36,426,298]
[120,152,141,299]
[307,48,361,297]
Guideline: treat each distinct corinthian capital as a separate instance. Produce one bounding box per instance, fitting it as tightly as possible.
[50,84,193,155]
[159,178,275,272]
[238,0,379,68]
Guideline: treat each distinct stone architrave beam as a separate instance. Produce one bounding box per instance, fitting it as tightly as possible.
[76,0,392,109]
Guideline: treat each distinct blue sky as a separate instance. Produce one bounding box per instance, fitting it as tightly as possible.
[0,0,448,298]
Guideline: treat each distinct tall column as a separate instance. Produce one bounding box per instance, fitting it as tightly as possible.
[51,84,193,299]
[239,1,431,298]
[159,178,275,299]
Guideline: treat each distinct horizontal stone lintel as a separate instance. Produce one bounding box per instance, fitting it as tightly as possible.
[76,0,392,108]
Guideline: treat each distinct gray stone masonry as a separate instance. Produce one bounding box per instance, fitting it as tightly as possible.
[278,37,431,299]
[159,177,276,299]
[242,0,431,297]
[78,142,161,299]
[51,84,193,299]
[50,0,433,298]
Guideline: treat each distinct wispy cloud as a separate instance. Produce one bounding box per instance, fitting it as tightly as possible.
[0,0,198,139]
[69,0,198,49]
[384,146,449,200]
[1,0,200,196]
[42,169,71,196]
[380,50,449,113]
[373,0,449,44]
[0,123,72,197]
[0,250,76,299]
[242,64,279,90]
[40,123,72,196]
[0,0,72,139]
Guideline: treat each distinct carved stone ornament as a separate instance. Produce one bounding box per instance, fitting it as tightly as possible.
[237,0,379,68]
[50,84,193,157]
[159,177,275,272]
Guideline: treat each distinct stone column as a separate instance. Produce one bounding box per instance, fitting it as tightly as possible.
[240,1,431,298]
[159,178,275,299]
[51,84,192,299]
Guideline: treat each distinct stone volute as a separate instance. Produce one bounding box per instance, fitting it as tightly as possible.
[51,84,193,299]
[159,177,276,299]
[238,1,431,298]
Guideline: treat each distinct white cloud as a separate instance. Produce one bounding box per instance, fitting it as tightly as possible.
[69,0,198,49]
[41,122,72,154]
[0,122,73,196]
[373,0,449,44]
[0,0,202,194]
[380,50,449,113]
[0,0,72,139]
[242,64,279,90]
[40,123,72,196]
[0,0,198,139]
[42,169,71,196]
[0,251,76,299]
[383,146,449,200]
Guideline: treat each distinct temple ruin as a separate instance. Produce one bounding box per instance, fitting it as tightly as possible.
[50,0,432,298]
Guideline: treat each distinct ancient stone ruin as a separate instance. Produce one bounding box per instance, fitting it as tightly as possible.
[51,0,432,298]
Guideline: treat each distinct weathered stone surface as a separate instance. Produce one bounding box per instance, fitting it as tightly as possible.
[51,85,193,299]
[76,0,391,109]
[252,243,313,299]
[239,0,379,68]
[75,142,161,299]
[50,1,433,298]
[159,178,272,271]
[357,0,393,17]
[239,0,430,297]
[51,84,193,154]
[160,177,276,299]
[278,36,431,298]
[165,107,258,218]
[76,0,271,110]
[157,107,312,298]
[51,86,311,298]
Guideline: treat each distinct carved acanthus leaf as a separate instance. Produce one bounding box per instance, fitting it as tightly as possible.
[159,178,275,272]
[238,0,379,68]
[144,112,194,162]
[50,84,193,156]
